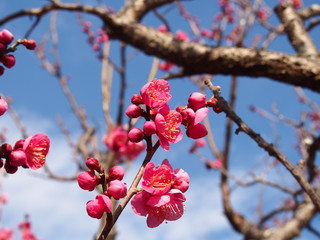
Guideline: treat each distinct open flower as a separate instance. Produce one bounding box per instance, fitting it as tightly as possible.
[140,79,172,108]
[131,189,186,228]
[141,160,174,195]
[22,133,50,170]
[155,106,183,150]
[103,126,128,153]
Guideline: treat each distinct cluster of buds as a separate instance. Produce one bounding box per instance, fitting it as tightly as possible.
[214,0,235,23]
[0,29,36,76]
[0,133,50,174]
[78,17,109,52]
[77,158,127,219]
[125,79,222,151]
[131,159,189,228]
[103,126,145,162]
[18,216,39,240]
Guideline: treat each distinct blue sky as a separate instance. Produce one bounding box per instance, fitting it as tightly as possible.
[0,0,319,239]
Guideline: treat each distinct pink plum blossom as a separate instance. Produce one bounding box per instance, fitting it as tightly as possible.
[155,106,183,150]
[140,79,172,108]
[159,61,175,72]
[141,160,174,195]
[86,194,112,219]
[176,30,189,42]
[103,126,128,153]
[22,133,50,170]
[0,228,13,240]
[172,168,190,193]
[131,189,186,228]
[125,141,145,160]
[206,159,222,169]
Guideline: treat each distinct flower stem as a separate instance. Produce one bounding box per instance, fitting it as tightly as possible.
[97,139,160,240]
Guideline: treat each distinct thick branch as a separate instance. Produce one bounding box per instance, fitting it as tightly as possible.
[1,3,320,92]
[263,200,317,240]
[275,3,319,57]
[103,21,320,92]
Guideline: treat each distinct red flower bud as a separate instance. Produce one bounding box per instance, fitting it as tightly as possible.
[0,143,12,158]
[128,128,144,142]
[125,104,143,118]
[107,166,124,181]
[188,92,206,110]
[143,121,156,136]
[0,29,14,45]
[131,94,143,105]
[85,157,100,171]
[9,149,27,167]
[77,170,100,191]
[2,55,15,68]
[22,39,37,50]
[0,97,8,116]
[107,180,127,200]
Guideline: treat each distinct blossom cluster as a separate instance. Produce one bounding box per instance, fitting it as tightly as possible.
[131,159,189,228]
[77,158,127,219]
[103,126,145,161]
[125,78,221,151]
[0,133,50,174]
[0,29,36,77]
[78,16,109,52]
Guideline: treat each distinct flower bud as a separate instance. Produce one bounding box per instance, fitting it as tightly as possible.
[107,180,127,200]
[9,149,27,167]
[143,121,156,136]
[85,157,100,171]
[86,194,112,219]
[22,39,37,50]
[125,104,143,118]
[14,139,25,149]
[4,161,18,174]
[128,128,144,143]
[188,92,206,110]
[0,98,8,116]
[2,55,16,68]
[0,29,14,45]
[77,170,100,191]
[131,94,143,105]
[0,143,12,158]
[107,166,124,181]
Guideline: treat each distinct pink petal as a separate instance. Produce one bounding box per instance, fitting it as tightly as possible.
[147,195,170,207]
[131,191,151,216]
[194,107,209,125]
[158,134,170,151]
